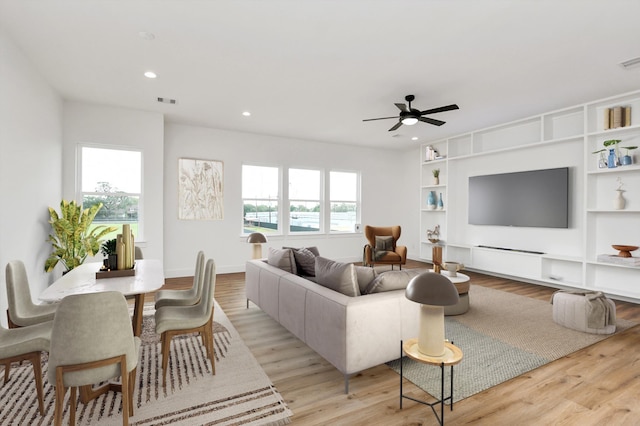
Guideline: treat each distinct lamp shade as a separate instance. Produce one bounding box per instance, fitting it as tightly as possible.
[405,272,459,306]
[246,232,268,244]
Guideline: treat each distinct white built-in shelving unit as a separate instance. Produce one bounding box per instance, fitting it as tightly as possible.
[420,89,640,301]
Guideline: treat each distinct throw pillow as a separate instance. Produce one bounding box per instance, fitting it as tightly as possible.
[363,269,421,294]
[354,266,377,294]
[267,247,297,274]
[375,235,394,251]
[290,247,317,276]
[314,256,360,297]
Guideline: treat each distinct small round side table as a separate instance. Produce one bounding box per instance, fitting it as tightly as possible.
[400,338,463,426]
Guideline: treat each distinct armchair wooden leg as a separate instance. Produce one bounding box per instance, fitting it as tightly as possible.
[3,362,9,384]
[128,368,136,417]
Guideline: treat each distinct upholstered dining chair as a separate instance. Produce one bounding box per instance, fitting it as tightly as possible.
[154,251,205,309]
[5,260,58,328]
[0,321,52,415]
[48,291,141,426]
[363,225,407,270]
[155,258,216,387]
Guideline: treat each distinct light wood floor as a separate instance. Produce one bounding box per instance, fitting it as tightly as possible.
[160,260,640,425]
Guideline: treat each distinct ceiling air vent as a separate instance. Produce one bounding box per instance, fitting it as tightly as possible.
[157,97,177,104]
[619,56,640,69]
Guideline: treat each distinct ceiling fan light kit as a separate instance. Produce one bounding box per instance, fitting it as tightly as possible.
[363,94,459,132]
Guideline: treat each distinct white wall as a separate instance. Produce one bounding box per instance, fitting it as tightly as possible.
[164,123,412,277]
[0,30,63,326]
[62,102,165,263]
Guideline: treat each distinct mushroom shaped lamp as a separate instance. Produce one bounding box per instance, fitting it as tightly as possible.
[405,272,460,357]
[246,232,268,259]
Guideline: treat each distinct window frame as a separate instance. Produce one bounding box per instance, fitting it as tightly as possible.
[241,163,283,236]
[288,167,323,234]
[328,170,361,234]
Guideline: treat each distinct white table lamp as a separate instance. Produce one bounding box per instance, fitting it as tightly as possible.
[405,272,459,357]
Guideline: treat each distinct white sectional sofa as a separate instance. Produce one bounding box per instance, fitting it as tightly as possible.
[245,258,421,393]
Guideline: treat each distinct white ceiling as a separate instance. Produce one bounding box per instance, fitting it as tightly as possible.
[1,0,639,150]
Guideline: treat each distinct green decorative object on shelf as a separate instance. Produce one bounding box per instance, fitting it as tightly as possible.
[45,200,118,273]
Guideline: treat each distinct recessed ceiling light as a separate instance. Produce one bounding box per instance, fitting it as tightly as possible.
[242,111,251,117]
[139,31,156,40]
[412,137,418,141]
[144,71,157,79]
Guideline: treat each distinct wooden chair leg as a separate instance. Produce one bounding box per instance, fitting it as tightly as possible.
[161,332,171,388]
[120,355,129,426]
[128,367,136,417]
[54,370,66,426]
[3,362,9,384]
[70,386,77,426]
[30,352,45,415]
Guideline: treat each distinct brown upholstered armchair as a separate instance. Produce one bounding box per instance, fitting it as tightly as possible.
[363,225,407,269]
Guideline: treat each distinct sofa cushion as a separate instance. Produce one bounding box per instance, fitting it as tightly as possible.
[355,266,377,294]
[284,246,318,276]
[267,247,297,274]
[363,269,421,294]
[315,256,360,297]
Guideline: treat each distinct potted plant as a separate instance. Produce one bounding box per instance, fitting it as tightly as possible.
[620,146,637,165]
[45,200,117,273]
[432,168,440,185]
[101,238,118,270]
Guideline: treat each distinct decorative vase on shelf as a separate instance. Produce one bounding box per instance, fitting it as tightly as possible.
[433,176,439,185]
[437,193,444,210]
[427,191,437,210]
[621,155,633,166]
[614,189,626,210]
[608,149,617,168]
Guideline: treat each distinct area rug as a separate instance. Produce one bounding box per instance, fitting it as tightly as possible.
[388,285,637,403]
[0,302,292,425]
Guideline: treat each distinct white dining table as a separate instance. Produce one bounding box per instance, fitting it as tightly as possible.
[39,259,164,337]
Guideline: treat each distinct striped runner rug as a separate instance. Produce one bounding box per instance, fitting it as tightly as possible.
[0,301,292,425]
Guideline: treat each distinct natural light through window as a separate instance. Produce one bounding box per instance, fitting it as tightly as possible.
[242,165,280,234]
[289,168,321,233]
[330,171,359,233]
[80,146,142,240]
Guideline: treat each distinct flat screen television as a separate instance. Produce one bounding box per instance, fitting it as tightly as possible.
[468,167,569,228]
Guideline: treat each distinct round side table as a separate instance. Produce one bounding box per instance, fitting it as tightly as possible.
[400,338,463,425]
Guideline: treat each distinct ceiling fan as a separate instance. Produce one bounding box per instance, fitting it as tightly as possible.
[363,95,459,131]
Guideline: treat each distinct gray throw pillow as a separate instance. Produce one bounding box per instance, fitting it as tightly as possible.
[290,247,317,276]
[314,256,360,297]
[375,235,394,251]
[363,269,421,294]
[355,266,377,294]
[267,247,297,274]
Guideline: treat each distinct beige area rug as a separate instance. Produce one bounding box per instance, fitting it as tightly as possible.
[389,285,637,402]
[0,302,292,425]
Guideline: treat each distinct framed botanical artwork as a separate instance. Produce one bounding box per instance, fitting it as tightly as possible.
[178,158,224,220]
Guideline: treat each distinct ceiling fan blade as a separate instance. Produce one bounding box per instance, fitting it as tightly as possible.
[419,116,445,126]
[363,116,400,122]
[388,121,403,131]
[395,103,408,112]
[420,104,460,115]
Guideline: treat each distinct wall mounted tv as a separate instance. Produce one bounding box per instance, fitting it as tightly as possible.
[468,167,569,228]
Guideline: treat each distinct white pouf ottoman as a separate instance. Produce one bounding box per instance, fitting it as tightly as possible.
[551,291,616,334]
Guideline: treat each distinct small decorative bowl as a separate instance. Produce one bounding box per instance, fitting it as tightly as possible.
[612,245,639,258]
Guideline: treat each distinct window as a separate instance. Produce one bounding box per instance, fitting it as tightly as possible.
[242,165,280,234]
[79,146,142,240]
[289,168,321,233]
[329,171,359,233]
